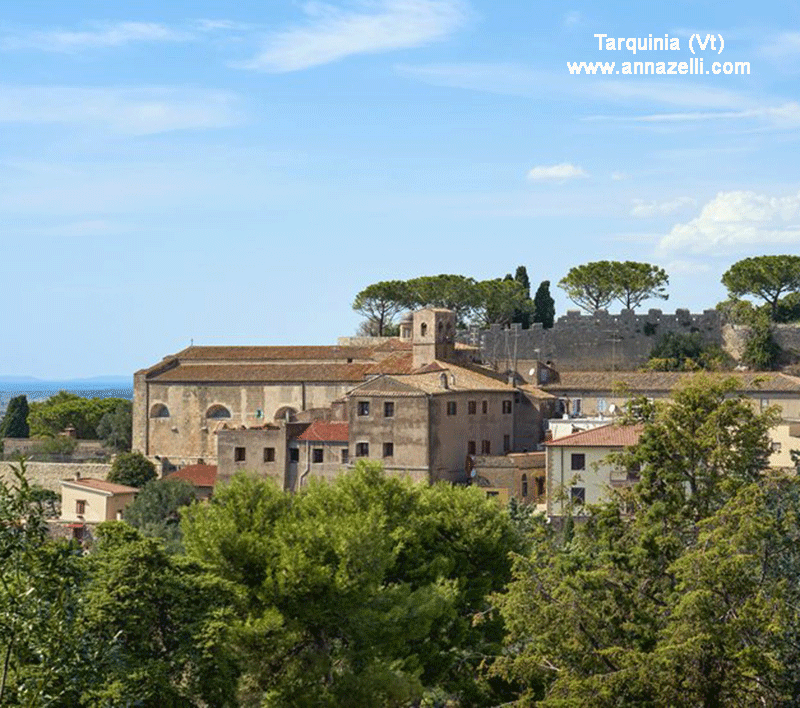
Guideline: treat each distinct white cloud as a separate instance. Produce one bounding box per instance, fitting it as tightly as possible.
[563,11,581,27]
[630,196,696,217]
[527,162,588,182]
[658,190,800,255]
[0,85,242,135]
[0,22,192,52]
[234,0,467,72]
[611,171,627,181]
[664,259,711,276]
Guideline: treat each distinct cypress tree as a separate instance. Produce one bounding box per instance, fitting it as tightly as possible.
[0,395,29,438]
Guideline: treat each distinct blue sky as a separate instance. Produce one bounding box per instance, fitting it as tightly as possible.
[2,0,798,378]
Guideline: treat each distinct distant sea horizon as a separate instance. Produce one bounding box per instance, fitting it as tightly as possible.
[0,376,133,410]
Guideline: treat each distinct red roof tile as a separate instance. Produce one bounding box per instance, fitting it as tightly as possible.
[546,424,644,448]
[168,464,217,487]
[296,421,349,442]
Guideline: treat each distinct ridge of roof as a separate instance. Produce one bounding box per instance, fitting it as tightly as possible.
[546,423,644,448]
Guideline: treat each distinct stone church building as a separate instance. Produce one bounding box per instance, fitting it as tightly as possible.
[133,308,556,488]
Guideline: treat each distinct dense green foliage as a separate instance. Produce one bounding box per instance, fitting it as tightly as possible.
[353,267,540,333]
[742,315,783,370]
[95,400,133,452]
[559,260,669,313]
[28,392,129,439]
[0,395,29,438]
[494,376,786,706]
[722,255,800,320]
[107,451,157,488]
[181,463,522,707]
[532,280,555,329]
[645,331,731,371]
[123,477,197,551]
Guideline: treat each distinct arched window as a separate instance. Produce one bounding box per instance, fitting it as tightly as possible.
[149,403,170,418]
[420,322,428,337]
[274,406,298,422]
[521,474,528,497]
[206,404,232,419]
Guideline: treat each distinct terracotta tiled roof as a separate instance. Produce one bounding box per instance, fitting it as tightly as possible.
[366,351,415,375]
[350,362,514,396]
[174,345,374,361]
[545,424,644,448]
[61,478,138,494]
[148,363,374,383]
[168,464,217,487]
[544,371,800,393]
[296,421,349,442]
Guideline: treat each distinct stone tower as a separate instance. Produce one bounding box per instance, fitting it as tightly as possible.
[412,308,456,369]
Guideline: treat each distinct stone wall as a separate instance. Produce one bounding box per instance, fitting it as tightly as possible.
[0,461,113,492]
[467,308,723,372]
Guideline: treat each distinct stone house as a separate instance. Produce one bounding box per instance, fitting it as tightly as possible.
[469,451,546,509]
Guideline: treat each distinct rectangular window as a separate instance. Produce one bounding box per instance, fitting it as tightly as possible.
[536,476,546,498]
[571,453,586,471]
[313,448,324,463]
[234,447,246,462]
[384,401,395,418]
[771,441,782,453]
[481,400,488,415]
[341,448,349,464]
[571,486,586,505]
[355,442,369,457]
[76,499,86,514]
[572,398,582,416]
[467,440,476,455]
[289,448,300,463]
[446,401,457,416]
[263,447,275,462]
[357,401,370,416]
[502,400,512,414]
[468,400,477,415]
[503,434,510,452]
[383,442,394,457]
[760,398,770,412]
[481,440,491,454]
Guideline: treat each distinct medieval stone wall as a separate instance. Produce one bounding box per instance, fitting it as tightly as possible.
[467,308,723,372]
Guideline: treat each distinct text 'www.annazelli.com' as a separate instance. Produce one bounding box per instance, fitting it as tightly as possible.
[567,59,750,76]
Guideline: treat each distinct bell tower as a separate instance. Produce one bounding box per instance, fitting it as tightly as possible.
[412,308,456,369]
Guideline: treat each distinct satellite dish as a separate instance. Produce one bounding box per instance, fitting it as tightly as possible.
[608,404,618,415]
[529,368,536,377]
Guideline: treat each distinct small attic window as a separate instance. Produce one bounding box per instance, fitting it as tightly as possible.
[206,404,231,419]
[150,403,170,418]
[420,323,428,337]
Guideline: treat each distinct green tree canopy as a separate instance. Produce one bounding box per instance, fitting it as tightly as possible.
[645,331,731,371]
[0,395,29,439]
[533,280,555,328]
[96,400,133,452]
[182,462,521,707]
[722,254,800,320]
[494,376,781,705]
[406,274,482,326]
[28,392,129,439]
[559,260,669,313]
[611,260,669,309]
[558,261,618,313]
[352,280,411,336]
[107,451,157,488]
[123,477,197,551]
[474,278,532,327]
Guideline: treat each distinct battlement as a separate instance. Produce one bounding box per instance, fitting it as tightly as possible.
[466,309,723,372]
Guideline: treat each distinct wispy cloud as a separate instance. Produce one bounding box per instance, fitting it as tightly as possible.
[234,0,468,72]
[396,61,753,112]
[0,86,242,135]
[587,102,800,129]
[563,11,582,27]
[630,196,696,217]
[0,21,192,52]
[610,171,628,181]
[760,31,800,61]
[658,190,800,255]
[527,162,588,182]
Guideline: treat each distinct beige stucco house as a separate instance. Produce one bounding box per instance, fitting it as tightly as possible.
[60,477,139,537]
[545,424,643,518]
